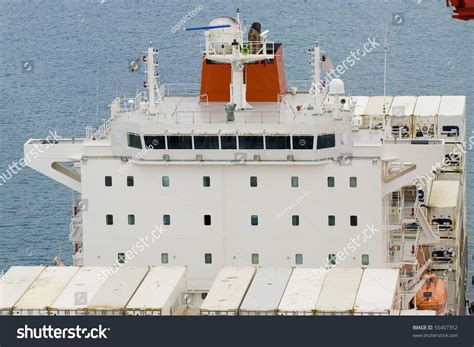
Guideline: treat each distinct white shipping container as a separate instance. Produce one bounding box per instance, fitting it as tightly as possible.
[315,268,363,315]
[0,266,45,315]
[353,269,400,315]
[278,268,326,316]
[125,267,186,316]
[86,267,149,315]
[200,267,255,316]
[239,268,292,315]
[50,267,109,316]
[13,267,79,315]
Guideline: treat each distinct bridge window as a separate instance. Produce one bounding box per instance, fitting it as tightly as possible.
[144,135,166,149]
[239,136,264,150]
[127,133,142,149]
[221,135,237,149]
[167,135,192,149]
[317,134,336,149]
[194,135,219,149]
[265,135,291,149]
[292,135,314,150]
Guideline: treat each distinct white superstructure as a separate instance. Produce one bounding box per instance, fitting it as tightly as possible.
[22,10,468,315]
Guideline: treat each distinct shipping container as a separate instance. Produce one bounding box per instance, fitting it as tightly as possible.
[12,266,79,315]
[50,267,109,316]
[200,267,255,316]
[315,268,363,315]
[86,267,149,316]
[278,268,326,316]
[0,266,45,315]
[353,269,400,315]
[239,268,292,316]
[125,267,186,316]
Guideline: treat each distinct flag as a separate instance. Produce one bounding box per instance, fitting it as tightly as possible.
[130,56,141,72]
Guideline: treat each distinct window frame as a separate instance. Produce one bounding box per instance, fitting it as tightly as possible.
[127,132,143,149]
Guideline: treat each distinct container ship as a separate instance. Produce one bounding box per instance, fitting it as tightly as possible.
[0,11,469,316]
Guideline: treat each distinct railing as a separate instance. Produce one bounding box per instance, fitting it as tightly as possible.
[287,80,313,93]
[205,41,276,57]
[172,110,282,124]
[118,91,148,111]
[159,84,201,97]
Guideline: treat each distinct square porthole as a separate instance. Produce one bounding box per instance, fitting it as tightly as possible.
[250,176,258,187]
[128,214,135,225]
[328,215,335,226]
[117,253,125,264]
[291,176,299,187]
[292,215,300,226]
[251,215,259,226]
[127,176,134,187]
[162,176,170,187]
[350,215,358,226]
[204,215,211,226]
[161,253,169,264]
[251,253,259,265]
[105,176,112,187]
[203,176,211,187]
[350,177,357,188]
[327,176,335,187]
[204,253,212,264]
[362,254,369,266]
[163,214,171,226]
[106,214,113,225]
[295,254,303,265]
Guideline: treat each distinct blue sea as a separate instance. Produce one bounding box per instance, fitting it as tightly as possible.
[0,0,473,298]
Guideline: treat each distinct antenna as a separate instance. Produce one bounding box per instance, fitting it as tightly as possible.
[383,16,389,115]
[96,77,99,127]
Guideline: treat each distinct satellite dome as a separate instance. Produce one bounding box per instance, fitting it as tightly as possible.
[328,78,345,95]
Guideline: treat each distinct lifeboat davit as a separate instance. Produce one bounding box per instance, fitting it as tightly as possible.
[447,0,474,20]
[416,274,447,315]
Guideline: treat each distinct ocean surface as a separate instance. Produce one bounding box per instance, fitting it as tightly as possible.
[0,0,473,297]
